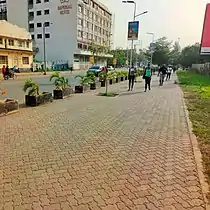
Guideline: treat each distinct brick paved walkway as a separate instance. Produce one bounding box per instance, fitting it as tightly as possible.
[0,76,207,210]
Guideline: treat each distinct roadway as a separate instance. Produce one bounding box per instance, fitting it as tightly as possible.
[0,68,128,104]
[0,71,86,104]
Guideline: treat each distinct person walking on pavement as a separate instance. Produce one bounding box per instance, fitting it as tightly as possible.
[128,64,136,91]
[158,64,167,86]
[143,63,152,92]
[166,65,172,81]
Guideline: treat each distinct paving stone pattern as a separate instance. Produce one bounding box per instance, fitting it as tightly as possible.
[0,76,207,210]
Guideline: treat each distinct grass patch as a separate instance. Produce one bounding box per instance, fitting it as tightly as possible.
[177,70,210,199]
[98,92,119,97]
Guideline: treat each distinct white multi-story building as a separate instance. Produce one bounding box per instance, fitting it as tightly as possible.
[2,0,113,69]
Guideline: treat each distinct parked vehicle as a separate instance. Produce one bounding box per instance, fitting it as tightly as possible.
[87,65,105,76]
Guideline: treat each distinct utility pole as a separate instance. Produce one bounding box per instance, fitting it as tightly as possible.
[43,24,46,72]
[147,32,155,65]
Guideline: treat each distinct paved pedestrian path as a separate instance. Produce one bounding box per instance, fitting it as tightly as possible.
[0,76,208,210]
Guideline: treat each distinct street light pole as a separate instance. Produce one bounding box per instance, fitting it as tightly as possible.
[122,1,148,67]
[130,2,136,67]
[147,32,154,65]
[43,24,46,70]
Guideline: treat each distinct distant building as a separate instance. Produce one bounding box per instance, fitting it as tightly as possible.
[4,0,113,70]
[0,20,33,71]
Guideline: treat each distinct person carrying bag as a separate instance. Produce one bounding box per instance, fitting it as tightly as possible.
[143,63,152,92]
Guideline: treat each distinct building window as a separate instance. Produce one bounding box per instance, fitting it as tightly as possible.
[44,22,50,27]
[44,0,49,2]
[78,5,82,13]
[83,32,87,39]
[45,34,50,38]
[37,10,42,16]
[22,57,29,64]
[36,0,41,3]
[29,23,34,29]
[89,11,92,19]
[84,8,87,15]
[0,56,8,64]
[77,43,82,49]
[37,34,42,39]
[18,41,24,47]
[8,40,14,46]
[29,12,34,20]
[26,42,30,48]
[44,9,50,15]
[78,18,83,26]
[78,30,82,38]
[0,38,3,45]
[88,33,92,40]
[31,35,35,40]
[37,22,42,27]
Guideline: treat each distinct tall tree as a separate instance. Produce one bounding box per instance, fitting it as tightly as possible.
[179,43,201,67]
[109,48,127,66]
[169,41,181,65]
[88,42,99,56]
[144,37,172,65]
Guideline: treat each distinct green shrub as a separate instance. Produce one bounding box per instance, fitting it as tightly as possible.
[23,78,39,96]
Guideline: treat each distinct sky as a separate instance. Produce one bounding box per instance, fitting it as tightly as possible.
[100,0,207,49]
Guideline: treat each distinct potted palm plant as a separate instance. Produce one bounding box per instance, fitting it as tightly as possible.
[23,78,40,106]
[23,78,52,106]
[74,74,91,93]
[111,71,118,83]
[99,72,106,87]
[119,71,124,81]
[107,72,114,85]
[50,72,72,99]
[123,71,128,80]
[88,72,97,90]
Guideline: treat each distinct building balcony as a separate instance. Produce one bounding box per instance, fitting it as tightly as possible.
[0,44,33,52]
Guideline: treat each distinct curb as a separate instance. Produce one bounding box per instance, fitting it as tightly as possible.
[179,84,210,210]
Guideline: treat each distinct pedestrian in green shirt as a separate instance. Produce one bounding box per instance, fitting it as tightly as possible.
[143,63,152,92]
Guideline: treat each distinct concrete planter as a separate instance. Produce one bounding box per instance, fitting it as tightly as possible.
[90,83,96,90]
[0,99,19,116]
[101,80,106,87]
[25,92,53,106]
[53,88,72,99]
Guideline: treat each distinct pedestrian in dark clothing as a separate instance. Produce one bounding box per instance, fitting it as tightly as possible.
[128,64,136,91]
[143,63,152,92]
[158,65,167,86]
[6,65,9,75]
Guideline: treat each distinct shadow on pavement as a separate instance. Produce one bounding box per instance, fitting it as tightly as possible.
[119,90,145,96]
